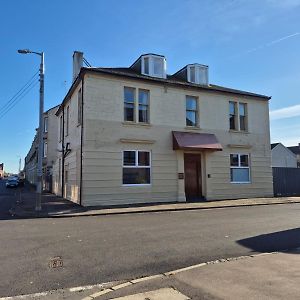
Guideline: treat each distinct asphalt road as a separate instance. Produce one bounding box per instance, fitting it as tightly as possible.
[0,178,21,220]
[0,180,299,297]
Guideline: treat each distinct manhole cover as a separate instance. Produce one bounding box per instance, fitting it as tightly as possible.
[49,256,63,268]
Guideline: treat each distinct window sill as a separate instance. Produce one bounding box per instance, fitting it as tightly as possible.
[229,130,250,134]
[122,122,152,128]
[185,126,201,131]
[122,184,152,187]
[231,181,251,184]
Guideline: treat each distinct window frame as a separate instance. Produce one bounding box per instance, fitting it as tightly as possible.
[59,115,63,142]
[138,89,150,124]
[124,87,150,124]
[43,141,48,158]
[187,64,208,85]
[78,88,82,125]
[44,117,48,133]
[124,86,136,122]
[239,102,247,131]
[229,101,248,132]
[141,55,166,79]
[66,106,70,136]
[185,95,199,127]
[122,150,151,186]
[230,153,251,184]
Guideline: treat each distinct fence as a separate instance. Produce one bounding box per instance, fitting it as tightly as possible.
[273,167,300,197]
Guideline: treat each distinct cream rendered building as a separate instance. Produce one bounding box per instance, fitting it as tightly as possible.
[24,106,59,190]
[53,52,273,206]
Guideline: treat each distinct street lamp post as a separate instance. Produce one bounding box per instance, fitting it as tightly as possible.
[18,49,44,212]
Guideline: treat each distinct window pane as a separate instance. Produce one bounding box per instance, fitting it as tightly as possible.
[153,57,163,75]
[186,97,197,110]
[123,151,135,166]
[229,115,236,130]
[123,168,150,184]
[144,57,149,74]
[138,151,150,166]
[229,102,236,115]
[44,117,48,132]
[240,116,246,131]
[231,168,250,182]
[139,90,149,105]
[230,154,239,166]
[190,66,195,82]
[124,103,134,121]
[186,111,197,126]
[139,105,149,123]
[239,103,246,116]
[240,155,249,167]
[124,87,135,103]
[78,88,82,124]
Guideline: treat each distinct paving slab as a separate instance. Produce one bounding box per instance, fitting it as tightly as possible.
[111,287,190,300]
[93,250,300,300]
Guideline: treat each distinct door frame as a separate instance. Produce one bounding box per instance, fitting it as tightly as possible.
[184,152,204,201]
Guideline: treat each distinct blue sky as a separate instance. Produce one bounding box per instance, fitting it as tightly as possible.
[1,0,300,173]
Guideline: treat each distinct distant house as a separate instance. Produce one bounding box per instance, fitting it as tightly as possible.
[24,105,59,191]
[287,144,300,168]
[0,163,4,178]
[271,143,297,168]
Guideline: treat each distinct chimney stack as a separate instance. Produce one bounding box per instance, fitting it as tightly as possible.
[72,51,83,82]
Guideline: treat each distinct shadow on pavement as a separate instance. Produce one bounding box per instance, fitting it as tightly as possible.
[0,181,85,220]
[237,228,300,254]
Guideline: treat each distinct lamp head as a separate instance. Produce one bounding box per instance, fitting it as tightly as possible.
[17,49,31,54]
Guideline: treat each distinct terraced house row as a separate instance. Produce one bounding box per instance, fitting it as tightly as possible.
[24,52,274,206]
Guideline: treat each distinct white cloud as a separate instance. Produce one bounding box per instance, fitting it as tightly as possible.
[270,136,300,147]
[270,104,300,120]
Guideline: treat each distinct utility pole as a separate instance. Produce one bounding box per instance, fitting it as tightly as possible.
[18,49,44,212]
[18,157,21,174]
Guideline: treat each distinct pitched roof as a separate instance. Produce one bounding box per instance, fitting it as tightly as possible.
[271,143,280,150]
[56,65,271,115]
[288,145,300,155]
[86,67,271,100]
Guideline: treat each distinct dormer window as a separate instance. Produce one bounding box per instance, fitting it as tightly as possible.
[187,64,208,85]
[141,55,166,78]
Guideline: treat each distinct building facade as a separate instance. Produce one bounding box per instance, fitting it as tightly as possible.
[287,144,300,168]
[52,52,273,206]
[24,133,38,185]
[42,105,59,191]
[24,106,59,190]
[0,163,4,179]
[271,143,297,168]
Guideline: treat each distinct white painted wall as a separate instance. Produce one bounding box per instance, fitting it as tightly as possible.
[271,144,297,168]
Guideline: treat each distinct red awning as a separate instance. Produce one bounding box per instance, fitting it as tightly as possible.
[172,131,223,151]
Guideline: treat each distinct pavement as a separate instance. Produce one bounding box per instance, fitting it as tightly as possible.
[89,249,300,300]
[6,180,300,218]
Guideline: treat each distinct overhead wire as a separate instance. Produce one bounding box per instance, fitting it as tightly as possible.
[0,70,39,115]
[0,71,40,120]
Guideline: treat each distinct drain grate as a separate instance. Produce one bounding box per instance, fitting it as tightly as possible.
[49,256,63,268]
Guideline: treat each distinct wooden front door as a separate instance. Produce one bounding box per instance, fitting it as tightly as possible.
[184,153,202,201]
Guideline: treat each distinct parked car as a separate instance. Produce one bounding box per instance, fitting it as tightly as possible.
[6,178,19,188]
